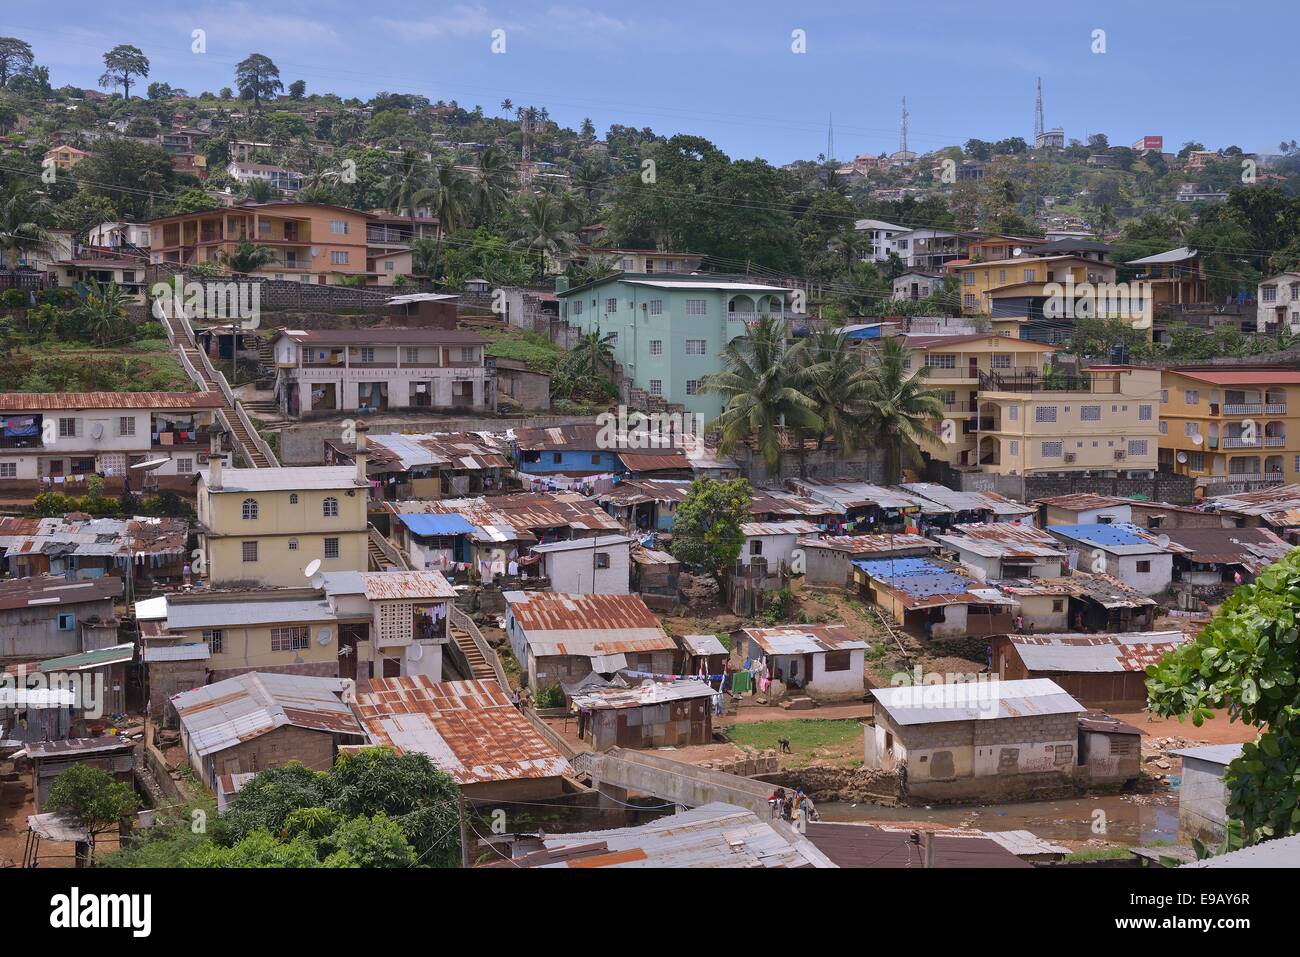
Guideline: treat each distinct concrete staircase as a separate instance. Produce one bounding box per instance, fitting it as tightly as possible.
[450,622,496,680]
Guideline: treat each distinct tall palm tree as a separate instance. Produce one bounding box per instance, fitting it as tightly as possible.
[0,190,54,270]
[241,178,276,203]
[566,329,617,382]
[800,327,876,453]
[511,192,576,273]
[828,227,870,273]
[79,278,130,347]
[223,238,277,274]
[384,151,431,234]
[700,315,820,477]
[413,157,470,283]
[410,238,441,280]
[862,336,947,484]
[469,146,512,225]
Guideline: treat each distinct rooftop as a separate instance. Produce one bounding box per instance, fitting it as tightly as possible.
[203,465,366,493]
[570,677,717,710]
[0,574,121,612]
[741,624,869,655]
[797,533,936,555]
[937,523,1066,560]
[1004,631,1191,673]
[1046,522,1185,555]
[504,591,673,656]
[0,391,224,411]
[852,556,1013,609]
[871,678,1086,726]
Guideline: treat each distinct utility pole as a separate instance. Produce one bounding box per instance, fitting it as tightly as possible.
[458,792,471,868]
[827,112,834,163]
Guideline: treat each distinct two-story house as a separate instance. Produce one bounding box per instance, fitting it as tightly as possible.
[973,366,1163,476]
[557,273,798,419]
[1256,272,1300,333]
[148,201,373,284]
[0,391,225,492]
[225,161,304,193]
[853,219,906,262]
[549,246,703,275]
[1159,367,1300,494]
[196,460,370,587]
[270,328,495,417]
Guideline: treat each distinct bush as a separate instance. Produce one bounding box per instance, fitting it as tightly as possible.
[534,684,566,709]
[0,289,28,308]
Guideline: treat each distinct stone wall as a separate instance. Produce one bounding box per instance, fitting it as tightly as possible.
[930,460,1196,505]
[769,765,902,804]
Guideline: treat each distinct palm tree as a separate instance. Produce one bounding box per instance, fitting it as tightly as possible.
[700,315,820,477]
[469,146,512,224]
[241,178,276,203]
[828,227,870,273]
[384,151,431,231]
[569,253,621,286]
[861,336,947,484]
[566,329,617,382]
[511,192,576,273]
[1168,204,1192,242]
[223,238,277,274]
[800,327,876,453]
[0,190,54,270]
[413,158,470,283]
[410,238,441,280]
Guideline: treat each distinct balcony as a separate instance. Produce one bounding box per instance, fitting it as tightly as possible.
[1265,436,1286,447]
[1222,403,1262,415]
[153,427,211,449]
[1266,403,1288,415]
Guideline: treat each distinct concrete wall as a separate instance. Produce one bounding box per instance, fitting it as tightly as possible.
[1178,757,1232,844]
[542,544,631,594]
[577,747,773,817]
[195,724,341,791]
[806,648,866,699]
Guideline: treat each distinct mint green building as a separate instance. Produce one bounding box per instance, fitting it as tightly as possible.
[557,274,796,419]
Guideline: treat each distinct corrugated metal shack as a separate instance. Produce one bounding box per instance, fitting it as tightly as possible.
[570,679,715,751]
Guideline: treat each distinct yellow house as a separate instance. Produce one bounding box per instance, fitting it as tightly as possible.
[902,333,1056,469]
[148,201,374,284]
[954,255,1125,318]
[44,145,88,170]
[974,366,1163,475]
[197,460,370,587]
[1159,368,1300,494]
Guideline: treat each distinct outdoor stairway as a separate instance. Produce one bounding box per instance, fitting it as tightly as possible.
[161,311,273,468]
[366,534,393,571]
[451,623,496,680]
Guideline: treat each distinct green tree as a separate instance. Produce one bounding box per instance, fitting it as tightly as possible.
[235,53,283,108]
[321,812,416,867]
[72,138,175,220]
[288,79,307,100]
[669,477,752,577]
[222,238,277,274]
[700,315,818,476]
[862,336,946,484]
[0,188,54,269]
[99,44,149,99]
[510,192,576,271]
[78,278,131,346]
[0,37,34,87]
[1148,548,1300,846]
[45,764,138,862]
[800,326,875,453]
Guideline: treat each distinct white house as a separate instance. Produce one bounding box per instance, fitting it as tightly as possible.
[853,218,906,262]
[226,161,303,193]
[1046,523,1183,595]
[740,520,819,570]
[935,523,1066,581]
[737,624,867,700]
[530,534,633,595]
[1035,494,1133,527]
[1257,271,1300,333]
[88,221,151,250]
[889,228,962,270]
[892,270,944,302]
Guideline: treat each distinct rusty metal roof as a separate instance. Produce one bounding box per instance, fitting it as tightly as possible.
[0,515,188,561]
[1159,526,1292,570]
[937,523,1066,559]
[570,677,717,710]
[995,571,1156,608]
[742,624,869,655]
[0,391,225,411]
[0,574,122,612]
[1005,631,1190,673]
[1034,493,1130,511]
[171,673,363,757]
[1209,483,1300,521]
[797,533,936,555]
[355,570,455,600]
[353,676,571,785]
[360,431,513,472]
[617,449,691,472]
[741,520,820,537]
[505,591,673,655]
[387,492,622,541]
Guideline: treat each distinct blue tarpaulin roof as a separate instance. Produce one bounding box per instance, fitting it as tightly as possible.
[396,513,478,537]
[851,556,977,596]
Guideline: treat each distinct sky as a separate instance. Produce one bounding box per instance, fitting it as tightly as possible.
[8,0,1298,165]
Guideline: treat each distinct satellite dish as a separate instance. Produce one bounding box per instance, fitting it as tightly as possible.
[91,423,104,440]
[1191,433,1203,446]
[131,458,169,471]
[317,628,331,646]
[1156,534,1171,549]
[1177,451,1188,464]
[408,643,423,662]
[1013,247,1023,257]
[304,559,321,579]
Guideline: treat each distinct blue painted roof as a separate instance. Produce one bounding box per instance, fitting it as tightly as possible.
[851,556,977,597]
[1047,523,1149,547]
[396,513,478,537]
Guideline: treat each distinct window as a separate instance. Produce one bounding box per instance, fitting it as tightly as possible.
[1189,451,1205,470]
[117,416,136,436]
[1041,441,1063,457]
[359,347,375,363]
[384,260,395,272]
[552,452,562,464]
[649,340,663,356]
[686,299,707,316]
[1159,421,1168,435]
[648,299,663,316]
[605,297,618,313]
[685,379,700,396]
[750,540,763,556]
[998,269,1007,283]
[323,497,339,517]
[991,354,1011,369]
[1051,599,1064,613]
[824,651,852,672]
[59,417,77,438]
[1080,405,1101,421]
[1008,406,1018,421]
[572,301,583,316]
[590,454,601,465]
[1184,390,1200,405]
[1035,405,1057,423]
[331,251,349,265]
[329,220,349,234]
[241,541,258,562]
[288,539,299,551]
[324,537,340,559]
[964,294,976,308]
[1128,439,1149,456]
[1139,404,1153,421]
[57,613,75,631]
[686,339,706,355]
[594,552,611,569]
[203,629,223,653]
[1184,422,1199,436]
[963,271,975,286]
[241,498,259,520]
[404,348,420,363]
[0,462,15,478]
[1023,268,1036,282]
[271,626,309,652]
[1263,285,1278,302]
[1009,440,1019,455]
[1135,560,1152,573]
[649,380,663,396]
[1160,389,1169,403]
[461,347,476,362]
[289,493,299,504]
[942,390,957,406]
[175,458,193,474]
[926,353,956,369]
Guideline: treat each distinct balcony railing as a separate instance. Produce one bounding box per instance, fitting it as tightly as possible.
[1266,403,1288,414]
[1265,436,1286,447]
[1223,403,1262,415]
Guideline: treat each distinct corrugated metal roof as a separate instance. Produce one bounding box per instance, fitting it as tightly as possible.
[570,677,717,710]
[899,483,1034,517]
[505,591,674,656]
[617,450,691,472]
[852,557,1013,609]
[1006,631,1190,673]
[797,533,936,555]
[358,570,456,601]
[394,513,479,537]
[0,574,121,612]
[171,672,362,757]
[353,676,571,785]
[1035,493,1130,511]
[388,492,622,541]
[0,515,188,560]
[530,534,634,554]
[872,677,1085,726]
[38,642,135,673]
[741,520,820,537]
[996,573,1156,609]
[742,624,869,655]
[142,643,211,662]
[1171,743,1245,767]
[0,391,225,411]
[204,465,364,493]
[1183,832,1300,868]
[165,596,335,630]
[1159,527,1292,569]
[1209,483,1300,521]
[937,523,1066,559]
[679,634,728,657]
[1047,522,1186,556]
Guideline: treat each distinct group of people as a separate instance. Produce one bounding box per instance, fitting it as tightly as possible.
[767,787,818,832]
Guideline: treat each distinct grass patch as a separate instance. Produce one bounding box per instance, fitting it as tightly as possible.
[1063,846,1133,862]
[725,719,865,760]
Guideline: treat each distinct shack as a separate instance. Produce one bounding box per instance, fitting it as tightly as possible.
[736,624,867,700]
[1076,711,1142,788]
[630,546,680,611]
[676,633,729,677]
[852,556,1015,640]
[797,533,937,588]
[1173,743,1243,845]
[530,534,633,595]
[994,572,1157,633]
[26,736,136,809]
[935,523,1067,580]
[569,678,715,751]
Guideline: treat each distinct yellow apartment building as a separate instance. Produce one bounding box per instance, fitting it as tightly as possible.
[954,255,1128,317]
[1158,368,1300,493]
[197,460,370,587]
[44,145,87,170]
[972,366,1163,475]
[902,333,1056,468]
[149,201,374,284]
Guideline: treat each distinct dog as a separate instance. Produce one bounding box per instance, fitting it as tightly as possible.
[778,737,792,753]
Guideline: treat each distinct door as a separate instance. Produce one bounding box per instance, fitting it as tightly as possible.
[338,622,368,680]
[968,357,978,378]
[382,656,401,678]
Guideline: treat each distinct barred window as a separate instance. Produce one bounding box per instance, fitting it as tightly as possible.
[926,353,956,369]
[324,537,340,559]
[1139,404,1153,421]
[649,300,663,316]
[1080,405,1101,421]
[1184,390,1200,405]
[686,339,707,355]
[605,297,618,313]
[203,630,223,653]
[649,340,663,356]
[991,354,1011,369]
[1128,440,1149,456]
[271,626,309,652]
[1035,406,1057,423]
[685,379,700,396]
[686,299,707,316]
[241,541,258,562]
[1041,441,1063,457]
[323,497,339,517]
[241,498,259,520]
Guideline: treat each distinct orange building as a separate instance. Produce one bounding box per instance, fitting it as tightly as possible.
[148,202,375,284]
